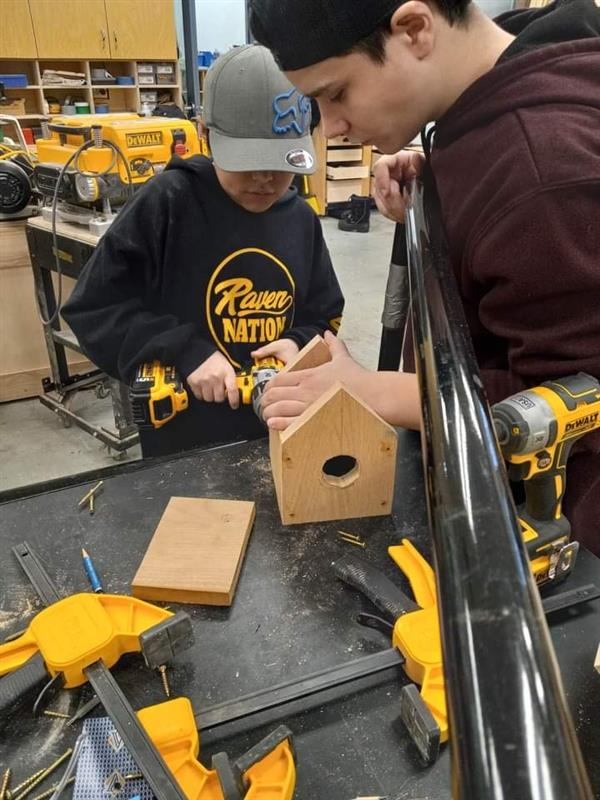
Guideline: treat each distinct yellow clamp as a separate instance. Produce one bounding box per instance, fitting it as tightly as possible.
[0,593,173,687]
[138,697,296,800]
[387,539,448,744]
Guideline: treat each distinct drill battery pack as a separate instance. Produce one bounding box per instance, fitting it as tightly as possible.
[130,362,189,430]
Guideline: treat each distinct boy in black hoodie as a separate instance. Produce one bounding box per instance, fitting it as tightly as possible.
[62,45,344,456]
[251,0,600,554]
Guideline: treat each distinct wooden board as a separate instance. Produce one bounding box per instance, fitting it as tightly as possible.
[326,147,363,163]
[270,335,332,505]
[326,164,369,180]
[282,334,331,374]
[131,497,255,605]
[326,178,364,204]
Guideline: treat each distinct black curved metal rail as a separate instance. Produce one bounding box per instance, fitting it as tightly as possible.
[404,171,593,799]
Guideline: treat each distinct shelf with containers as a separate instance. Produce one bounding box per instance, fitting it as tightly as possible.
[0,57,183,140]
[309,126,373,215]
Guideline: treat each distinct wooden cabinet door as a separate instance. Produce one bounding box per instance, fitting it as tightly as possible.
[104,0,177,60]
[28,0,109,59]
[0,1,38,58]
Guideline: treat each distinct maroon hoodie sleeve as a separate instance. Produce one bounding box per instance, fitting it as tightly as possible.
[467,182,600,405]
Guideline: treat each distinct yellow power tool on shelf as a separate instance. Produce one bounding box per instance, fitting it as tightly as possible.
[492,372,600,585]
[130,358,283,429]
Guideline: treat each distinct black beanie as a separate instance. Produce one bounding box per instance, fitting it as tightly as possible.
[249,0,403,71]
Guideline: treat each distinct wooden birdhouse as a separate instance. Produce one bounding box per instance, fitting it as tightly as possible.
[270,337,398,525]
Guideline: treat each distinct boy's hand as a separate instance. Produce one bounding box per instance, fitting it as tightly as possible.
[261,331,365,430]
[373,150,425,223]
[186,351,239,409]
[251,338,299,366]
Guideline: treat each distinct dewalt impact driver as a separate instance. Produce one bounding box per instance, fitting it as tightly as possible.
[492,372,600,585]
[130,358,283,429]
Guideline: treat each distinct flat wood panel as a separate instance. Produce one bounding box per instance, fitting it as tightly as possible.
[0,361,92,402]
[0,1,38,58]
[326,164,369,180]
[29,0,109,58]
[0,221,83,396]
[326,178,363,204]
[105,0,176,60]
[283,334,331,375]
[327,148,362,163]
[310,125,326,217]
[132,497,256,605]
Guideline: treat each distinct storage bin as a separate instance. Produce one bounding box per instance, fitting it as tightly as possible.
[327,147,362,163]
[116,76,135,85]
[0,74,28,88]
[197,51,216,67]
[326,178,363,204]
[0,98,26,115]
[326,164,369,180]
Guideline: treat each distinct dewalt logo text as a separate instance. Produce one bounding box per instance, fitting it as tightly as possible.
[565,412,598,433]
[126,131,163,147]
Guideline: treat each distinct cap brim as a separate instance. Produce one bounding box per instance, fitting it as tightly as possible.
[209,129,316,175]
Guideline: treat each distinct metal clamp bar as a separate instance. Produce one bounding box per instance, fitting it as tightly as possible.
[197,648,403,741]
[13,542,61,605]
[85,661,186,800]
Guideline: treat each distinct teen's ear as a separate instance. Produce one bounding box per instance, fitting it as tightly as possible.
[389,1,435,60]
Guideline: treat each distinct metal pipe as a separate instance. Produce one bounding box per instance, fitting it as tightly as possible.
[181,0,201,118]
[378,222,409,371]
[404,171,592,799]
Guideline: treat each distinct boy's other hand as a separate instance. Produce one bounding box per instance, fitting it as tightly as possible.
[373,150,425,223]
[261,331,365,430]
[186,351,239,409]
[251,338,300,366]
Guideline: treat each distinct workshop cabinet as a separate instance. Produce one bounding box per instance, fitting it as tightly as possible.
[27,0,176,60]
[0,221,89,402]
[0,1,38,59]
[28,0,110,59]
[310,126,373,214]
[104,0,177,60]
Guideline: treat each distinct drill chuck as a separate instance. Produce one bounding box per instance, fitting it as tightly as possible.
[492,391,557,456]
[251,366,280,423]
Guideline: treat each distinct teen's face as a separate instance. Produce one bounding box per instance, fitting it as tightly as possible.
[285,7,438,154]
[214,167,293,213]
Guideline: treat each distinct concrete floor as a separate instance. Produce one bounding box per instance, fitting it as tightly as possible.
[0,213,396,492]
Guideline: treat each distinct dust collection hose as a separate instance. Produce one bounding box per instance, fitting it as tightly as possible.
[404,168,592,799]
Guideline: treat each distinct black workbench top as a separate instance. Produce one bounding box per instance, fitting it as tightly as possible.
[1,431,599,799]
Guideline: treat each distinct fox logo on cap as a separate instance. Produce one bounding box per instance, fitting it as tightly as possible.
[272,89,311,136]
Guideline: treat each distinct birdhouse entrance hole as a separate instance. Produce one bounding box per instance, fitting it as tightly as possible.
[322,454,359,488]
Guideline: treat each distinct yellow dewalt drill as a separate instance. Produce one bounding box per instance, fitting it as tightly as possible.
[130,358,283,430]
[492,372,600,585]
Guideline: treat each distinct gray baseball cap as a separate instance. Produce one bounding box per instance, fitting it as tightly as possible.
[203,44,316,175]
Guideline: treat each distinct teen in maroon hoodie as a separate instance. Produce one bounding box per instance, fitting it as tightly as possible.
[251,0,600,554]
